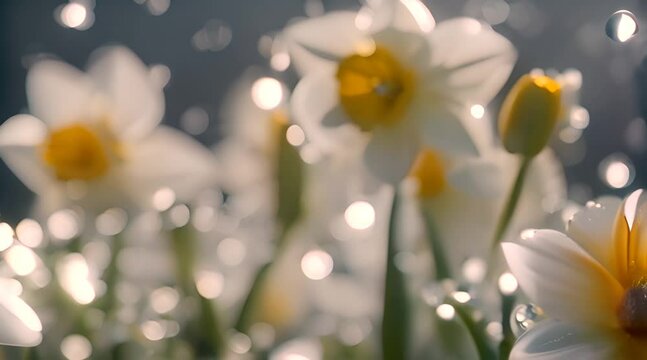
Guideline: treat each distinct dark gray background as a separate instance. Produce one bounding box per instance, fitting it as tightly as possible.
[1,0,645,223]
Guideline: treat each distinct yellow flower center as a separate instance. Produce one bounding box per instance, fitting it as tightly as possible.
[336,45,416,131]
[41,122,121,181]
[408,149,446,199]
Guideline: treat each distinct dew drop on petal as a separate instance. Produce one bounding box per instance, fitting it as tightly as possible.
[599,154,635,189]
[606,10,638,43]
[511,303,545,337]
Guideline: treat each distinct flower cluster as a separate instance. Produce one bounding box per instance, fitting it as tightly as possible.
[0,0,637,359]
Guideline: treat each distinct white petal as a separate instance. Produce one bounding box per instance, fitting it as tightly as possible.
[124,127,218,206]
[365,0,435,33]
[0,115,47,147]
[0,294,42,347]
[372,28,431,72]
[364,120,420,184]
[0,116,52,194]
[511,320,623,360]
[566,197,623,278]
[291,73,362,153]
[447,158,503,198]
[0,147,53,195]
[502,230,623,327]
[427,18,517,105]
[419,106,479,156]
[88,46,164,139]
[285,12,367,75]
[26,60,95,126]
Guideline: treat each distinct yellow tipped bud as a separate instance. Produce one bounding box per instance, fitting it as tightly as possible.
[498,74,562,157]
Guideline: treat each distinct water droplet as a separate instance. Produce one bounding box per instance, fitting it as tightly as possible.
[251,77,284,110]
[192,20,232,52]
[436,303,456,321]
[462,257,486,283]
[606,10,638,43]
[301,249,334,280]
[599,153,635,189]
[344,201,375,230]
[498,272,518,295]
[511,303,545,337]
[180,107,209,135]
[61,334,92,360]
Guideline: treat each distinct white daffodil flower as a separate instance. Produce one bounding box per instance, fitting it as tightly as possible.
[0,47,218,215]
[0,278,42,347]
[286,0,516,184]
[504,190,647,359]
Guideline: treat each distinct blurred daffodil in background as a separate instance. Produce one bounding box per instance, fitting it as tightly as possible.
[0,47,218,216]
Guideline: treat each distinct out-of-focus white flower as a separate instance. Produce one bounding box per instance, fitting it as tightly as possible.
[503,191,647,359]
[216,70,290,221]
[0,279,42,347]
[0,47,218,215]
[395,103,567,277]
[286,0,516,184]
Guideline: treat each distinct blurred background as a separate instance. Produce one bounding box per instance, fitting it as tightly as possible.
[1,0,646,222]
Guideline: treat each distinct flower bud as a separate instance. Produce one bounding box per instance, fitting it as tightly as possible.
[498,74,562,157]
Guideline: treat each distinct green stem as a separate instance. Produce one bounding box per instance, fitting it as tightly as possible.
[420,202,452,281]
[485,156,532,284]
[382,190,409,360]
[170,225,226,357]
[448,298,497,360]
[234,229,288,333]
[490,156,532,252]
[101,233,124,315]
[499,294,516,360]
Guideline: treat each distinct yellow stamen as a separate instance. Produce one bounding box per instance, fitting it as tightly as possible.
[498,74,562,157]
[409,149,446,199]
[336,46,416,131]
[41,123,116,181]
